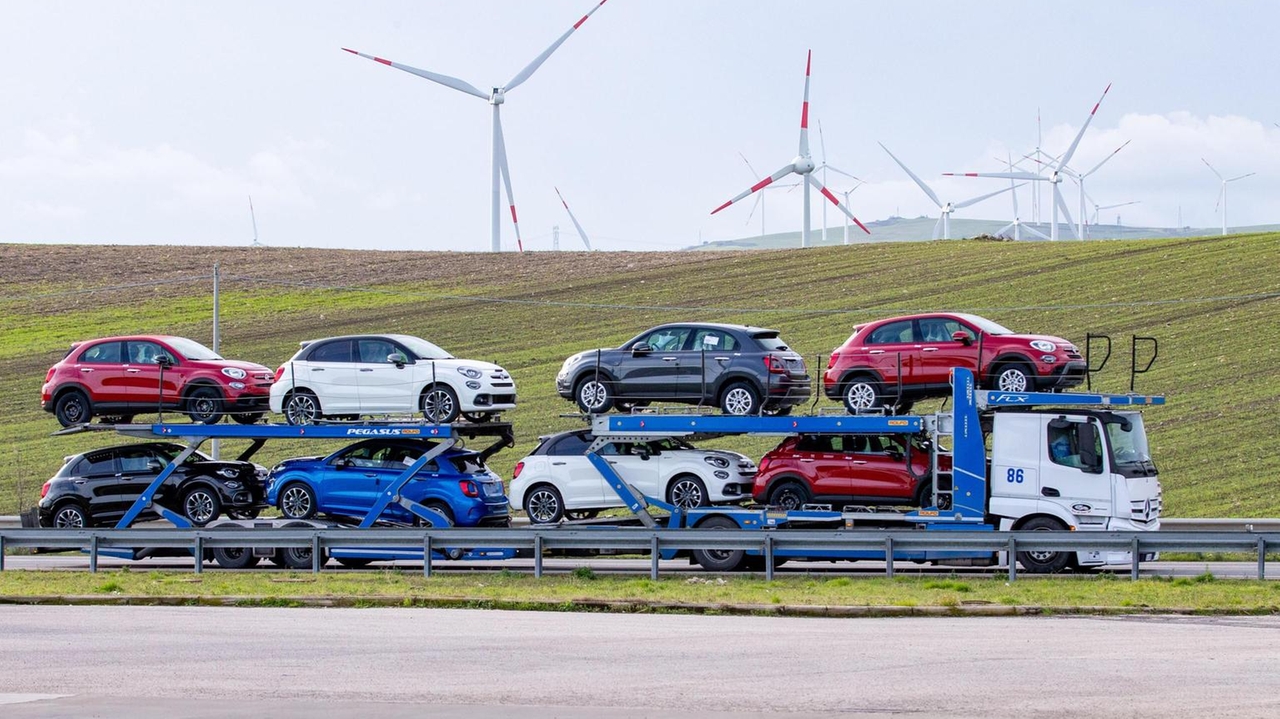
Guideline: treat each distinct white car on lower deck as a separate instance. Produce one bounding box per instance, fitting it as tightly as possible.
[510,429,756,523]
[269,334,516,424]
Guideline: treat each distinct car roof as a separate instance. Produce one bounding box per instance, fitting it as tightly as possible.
[63,441,189,462]
[298,334,424,348]
[70,335,186,347]
[643,322,777,335]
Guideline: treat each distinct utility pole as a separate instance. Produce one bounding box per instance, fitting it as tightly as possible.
[211,263,221,459]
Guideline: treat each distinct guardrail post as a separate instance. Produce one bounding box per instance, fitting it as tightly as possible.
[89,534,98,573]
[1130,537,1140,581]
[764,535,775,581]
[0,534,5,572]
[1008,538,1017,582]
[1258,538,1267,581]
[650,535,659,581]
[194,534,203,575]
[534,534,543,579]
[423,535,433,578]
[884,537,894,579]
[311,534,322,574]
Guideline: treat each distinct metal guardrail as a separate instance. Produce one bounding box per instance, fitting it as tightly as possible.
[1159,518,1280,532]
[2,527,1277,581]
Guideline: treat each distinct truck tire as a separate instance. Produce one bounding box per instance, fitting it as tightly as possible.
[1015,516,1073,574]
[690,515,746,571]
[279,521,322,570]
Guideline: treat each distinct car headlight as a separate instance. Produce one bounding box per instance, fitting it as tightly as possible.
[457,367,483,379]
[217,468,240,479]
[221,367,247,380]
[1029,340,1057,352]
[703,456,730,469]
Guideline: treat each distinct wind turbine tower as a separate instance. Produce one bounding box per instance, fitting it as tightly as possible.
[1203,158,1255,236]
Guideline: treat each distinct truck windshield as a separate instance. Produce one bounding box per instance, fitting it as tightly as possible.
[1104,414,1157,477]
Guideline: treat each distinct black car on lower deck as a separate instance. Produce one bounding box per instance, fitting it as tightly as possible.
[38,442,267,528]
[555,322,811,415]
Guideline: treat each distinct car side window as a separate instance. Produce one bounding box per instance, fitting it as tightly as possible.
[117,447,162,473]
[549,434,593,456]
[642,327,692,352]
[78,342,123,364]
[796,436,836,452]
[308,340,354,363]
[79,453,117,477]
[690,330,737,352]
[357,339,400,364]
[126,341,175,366]
[917,318,963,344]
[866,321,915,345]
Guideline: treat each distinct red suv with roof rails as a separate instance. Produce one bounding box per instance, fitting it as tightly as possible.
[752,433,952,510]
[41,335,274,427]
[823,312,1086,412]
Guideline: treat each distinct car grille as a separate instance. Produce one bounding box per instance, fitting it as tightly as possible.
[1130,497,1161,523]
[491,394,516,404]
[490,382,515,388]
[489,370,512,381]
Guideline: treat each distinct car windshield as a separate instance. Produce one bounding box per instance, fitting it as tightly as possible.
[164,337,222,361]
[954,314,1014,335]
[1104,414,1155,472]
[397,336,454,361]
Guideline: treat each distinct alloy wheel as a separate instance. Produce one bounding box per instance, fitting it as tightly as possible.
[526,489,561,523]
[845,382,877,410]
[285,394,318,425]
[669,479,705,509]
[281,486,312,518]
[723,387,754,415]
[422,389,456,422]
[578,381,607,412]
[997,368,1029,392]
[184,490,217,524]
[54,506,85,528]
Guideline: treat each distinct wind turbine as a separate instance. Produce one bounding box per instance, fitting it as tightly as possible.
[879,143,1019,240]
[554,187,592,251]
[343,0,608,253]
[1203,159,1255,236]
[739,152,801,240]
[710,51,869,248]
[815,120,864,245]
[946,84,1112,241]
[248,195,262,247]
[839,181,866,245]
[1083,191,1139,229]
[992,154,1048,241]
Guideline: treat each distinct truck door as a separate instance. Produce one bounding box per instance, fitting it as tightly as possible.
[1040,417,1112,517]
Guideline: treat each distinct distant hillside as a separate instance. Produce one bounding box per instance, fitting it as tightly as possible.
[693,216,1280,250]
[1,235,1278,518]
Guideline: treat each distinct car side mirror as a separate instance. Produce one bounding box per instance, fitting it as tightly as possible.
[951,330,972,346]
[146,459,164,472]
[630,342,651,355]
[155,355,174,369]
[333,457,352,470]
[1078,422,1103,474]
[887,449,904,462]
[387,352,409,368]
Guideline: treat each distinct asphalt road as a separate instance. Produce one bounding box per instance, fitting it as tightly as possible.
[3,552,1275,579]
[1,606,1279,718]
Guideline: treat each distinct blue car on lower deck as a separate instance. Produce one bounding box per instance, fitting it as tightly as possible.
[265,437,510,527]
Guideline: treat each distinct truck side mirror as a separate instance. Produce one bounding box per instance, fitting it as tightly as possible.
[1078,422,1103,474]
[951,330,972,346]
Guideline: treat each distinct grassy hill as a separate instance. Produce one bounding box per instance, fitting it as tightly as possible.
[1,235,1278,518]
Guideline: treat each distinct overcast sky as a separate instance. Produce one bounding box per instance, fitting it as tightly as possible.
[2,1,1278,251]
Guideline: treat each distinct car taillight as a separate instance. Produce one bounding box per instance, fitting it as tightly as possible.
[273,365,286,383]
[826,354,837,370]
[40,481,51,498]
[459,480,479,498]
[763,356,788,375]
[44,368,56,383]
[757,456,772,473]
[512,461,524,479]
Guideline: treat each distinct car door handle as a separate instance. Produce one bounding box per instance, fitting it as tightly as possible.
[799,458,814,463]
[868,350,885,355]
[714,356,730,362]
[852,460,867,465]
[922,347,938,352]
[359,368,374,372]
[311,368,325,372]
[552,461,567,466]
[125,368,142,373]
[1041,487,1061,497]
[80,368,94,373]
[662,357,678,361]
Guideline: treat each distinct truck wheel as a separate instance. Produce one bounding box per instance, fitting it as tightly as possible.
[994,363,1033,392]
[279,521,322,570]
[335,557,373,569]
[842,375,883,412]
[212,546,259,570]
[1016,516,1073,574]
[769,481,810,511]
[54,389,92,427]
[185,386,225,424]
[691,515,746,571]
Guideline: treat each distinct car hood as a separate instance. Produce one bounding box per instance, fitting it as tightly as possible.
[191,359,274,374]
[425,358,508,373]
[1000,333,1077,350]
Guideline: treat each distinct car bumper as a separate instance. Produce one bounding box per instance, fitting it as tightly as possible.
[764,377,811,404]
[709,479,755,503]
[457,379,518,413]
[1035,360,1088,389]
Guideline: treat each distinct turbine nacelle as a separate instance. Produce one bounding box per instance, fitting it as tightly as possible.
[490,88,506,105]
[793,156,816,175]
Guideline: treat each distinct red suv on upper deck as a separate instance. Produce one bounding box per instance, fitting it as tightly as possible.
[41,335,274,427]
[823,313,1086,412]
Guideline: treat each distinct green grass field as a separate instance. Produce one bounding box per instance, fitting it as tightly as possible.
[1,235,1278,517]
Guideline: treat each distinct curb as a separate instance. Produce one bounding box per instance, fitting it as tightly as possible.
[0,594,1261,617]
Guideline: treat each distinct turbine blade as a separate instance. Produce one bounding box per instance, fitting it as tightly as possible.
[997,221,1016,236]
[824,165,864,183]
[494,113,523,252]
[1083,139,1131,178]
[1201,158,1223,181]
[818,118,827,164]
[798,50,812,157]
[944,171,1043,181]
[745,192,762,225]
[739,152,761,179]
[806,174,869,234]
[1227,172,1256,182]
[879,143,942,208]
[1024,224,1051,240]
[504,0,607,92]
[1098,201,1140,210]
[1054,187,1077,237]
[555,186,592,251]
[342,48,489,100]
[1008,153,1020,216]
[1214,186,1223,213]
[711,164,797,214]
[1058,83,1112,171]
[932,215,944,240]
[954,183,1023,210]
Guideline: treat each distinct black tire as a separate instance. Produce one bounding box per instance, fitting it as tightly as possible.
[52,502,89,529]
[564,510,600,521]
[185,385,225,425]
[461,412,493,424]
[282,389,322,426]
[99,414,134,425]
[719,381,760,416]
[992,362,1034,393]
[914,478,952,511]
[182,486,222,526]
[54,389,92,428]
[232,411,264,425]
[691,515,746,571]
[667,475,710,510]
[278,482,317,520]
[227,508,261,520]
[761,403,792,417]
[421,384,461,423]
[574,376,614,414]
[279,521,321,570]
[769,481,810,511]
[335,557,373,569]
[421,501,455,527]
[842,374,884,413]
[1016,516,1073,574]
[523,484,565,525]
[211,529,259,570]
[614,401,650,413]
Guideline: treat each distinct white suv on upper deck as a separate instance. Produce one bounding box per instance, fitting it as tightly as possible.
[269,334,516,424]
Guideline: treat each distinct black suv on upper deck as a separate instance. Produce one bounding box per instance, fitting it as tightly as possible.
[38,442,267,528]
[555,323,811,415]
